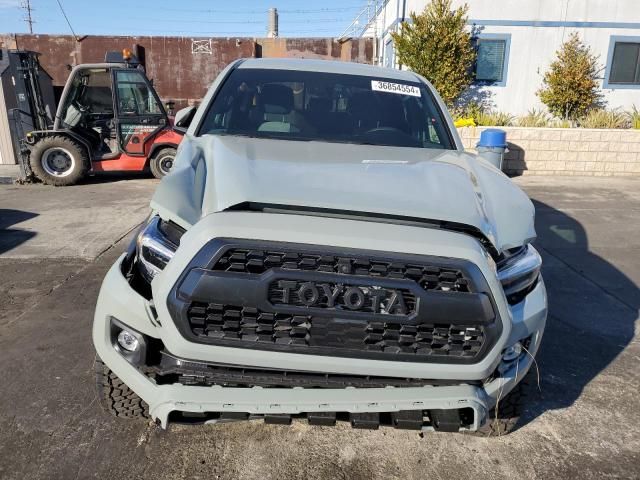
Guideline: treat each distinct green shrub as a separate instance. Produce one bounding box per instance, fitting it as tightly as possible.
[517,109,551,127]
[451,101,483,121]
[475,110,515,126]
[391,0,476,106]
[628,105,640,129]
[578,109,629,129]
[537,33,603,120]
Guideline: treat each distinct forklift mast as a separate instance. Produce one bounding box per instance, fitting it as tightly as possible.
[17,52,53,131]
[0,49,56,173]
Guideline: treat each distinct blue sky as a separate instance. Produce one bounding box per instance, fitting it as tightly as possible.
[0,0,368,37]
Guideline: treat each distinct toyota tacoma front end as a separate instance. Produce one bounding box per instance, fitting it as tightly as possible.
[93,58,547,434]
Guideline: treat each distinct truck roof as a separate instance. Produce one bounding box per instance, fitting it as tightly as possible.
[238,58,421,82]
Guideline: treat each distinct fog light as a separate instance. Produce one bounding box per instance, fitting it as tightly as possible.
[117,330,140,352]
[503,341,523,362]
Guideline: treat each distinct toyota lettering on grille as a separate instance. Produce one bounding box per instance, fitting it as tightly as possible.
[271,280,414,316]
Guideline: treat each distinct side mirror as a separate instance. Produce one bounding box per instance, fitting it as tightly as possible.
[174,106,197,131]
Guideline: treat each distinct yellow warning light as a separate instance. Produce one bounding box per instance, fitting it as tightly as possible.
[122,48,133,61]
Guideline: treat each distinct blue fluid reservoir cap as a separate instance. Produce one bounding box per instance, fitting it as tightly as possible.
[477,128,507,148]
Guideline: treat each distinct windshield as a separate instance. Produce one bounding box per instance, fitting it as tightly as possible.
[197,68,454,149]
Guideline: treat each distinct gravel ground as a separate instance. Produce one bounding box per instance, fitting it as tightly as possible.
[0,175,638,480]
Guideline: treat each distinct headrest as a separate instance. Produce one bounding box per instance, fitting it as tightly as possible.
[260,84,294,114]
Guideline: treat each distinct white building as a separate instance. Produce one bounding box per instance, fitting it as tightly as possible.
[349,0,640,114]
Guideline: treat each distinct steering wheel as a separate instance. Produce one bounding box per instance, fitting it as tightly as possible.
[361,126,422,148]
[119,98,138,114]
[364,126,405,135]
[72,100,90,113]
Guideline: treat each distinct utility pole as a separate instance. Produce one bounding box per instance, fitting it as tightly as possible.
[373,0,378,65]
[21,0,35,34]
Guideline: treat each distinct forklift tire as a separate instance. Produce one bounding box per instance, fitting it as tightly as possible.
[29,136,89,186]
[149,147,177,179]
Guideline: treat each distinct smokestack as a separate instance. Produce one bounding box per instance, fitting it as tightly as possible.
[267,7,279,38]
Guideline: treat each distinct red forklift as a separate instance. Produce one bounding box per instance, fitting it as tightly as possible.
[23,49,183,186]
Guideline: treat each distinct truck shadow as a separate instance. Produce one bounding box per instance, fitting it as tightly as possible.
[77,171,158,185]
[0,209,38,255]
[519,199,638,427]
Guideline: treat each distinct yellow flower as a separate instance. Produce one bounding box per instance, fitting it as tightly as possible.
[454,117,476,128]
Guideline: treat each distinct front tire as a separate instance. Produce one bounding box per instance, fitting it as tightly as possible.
[29,135,88,186]
[149,147,177,179]
[94,357,148,419]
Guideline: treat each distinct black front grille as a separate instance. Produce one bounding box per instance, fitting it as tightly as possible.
[187,303,485,358]
[168,239,500,364]
[213,248,471,293]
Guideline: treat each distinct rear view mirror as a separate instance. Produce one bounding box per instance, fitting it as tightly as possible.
[174,106,197,131]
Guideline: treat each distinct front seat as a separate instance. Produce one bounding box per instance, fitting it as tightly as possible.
[255,84,300,133]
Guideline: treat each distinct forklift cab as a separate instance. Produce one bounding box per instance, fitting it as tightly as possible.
[25,50,183,186]
[55,64,167,160]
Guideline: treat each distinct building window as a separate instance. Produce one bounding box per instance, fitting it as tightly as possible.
[610,42,640,84]
[477,40,506,81]
[474,34,510,86]
[604,36,640,89]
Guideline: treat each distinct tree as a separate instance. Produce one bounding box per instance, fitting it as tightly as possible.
[538,33,603,120]
[390,0,475,106]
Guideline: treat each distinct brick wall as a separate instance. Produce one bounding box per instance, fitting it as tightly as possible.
[458,126,640,177]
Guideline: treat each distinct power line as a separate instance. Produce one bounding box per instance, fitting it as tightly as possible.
[279,7,364,13]
[20,0,34,34]
[132,5,365,15]
[55,0,78,40]
[125,17,354,25]
[11,1,368,38]
[104,27,345,35]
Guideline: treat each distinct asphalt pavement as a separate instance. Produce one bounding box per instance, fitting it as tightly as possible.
[0,175,638,480]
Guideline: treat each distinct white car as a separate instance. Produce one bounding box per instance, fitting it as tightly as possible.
[93,58,546,434]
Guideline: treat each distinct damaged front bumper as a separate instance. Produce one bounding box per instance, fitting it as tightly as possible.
[94,260,545,431]
[93,212,547,431]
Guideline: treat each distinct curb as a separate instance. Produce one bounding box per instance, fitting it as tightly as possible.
[0,165,21,184]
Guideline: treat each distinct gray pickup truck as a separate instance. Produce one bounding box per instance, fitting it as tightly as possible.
[93,58,547,435]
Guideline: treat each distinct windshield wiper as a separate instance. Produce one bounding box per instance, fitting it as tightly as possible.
[208,131,259,138]
[209,131,319,142]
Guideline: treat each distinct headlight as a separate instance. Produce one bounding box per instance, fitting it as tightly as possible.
[135,216,182,282]
[497,244,542,303]
[110,317,147,366]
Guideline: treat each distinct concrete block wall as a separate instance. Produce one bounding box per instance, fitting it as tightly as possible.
[458,127,640,177]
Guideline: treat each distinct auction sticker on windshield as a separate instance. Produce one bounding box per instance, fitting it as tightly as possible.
[371,80,421,97]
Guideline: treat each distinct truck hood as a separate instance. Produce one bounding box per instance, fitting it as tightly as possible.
[151,135,536,253]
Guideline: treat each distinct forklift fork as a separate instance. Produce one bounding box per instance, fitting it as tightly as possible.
[10,109,36,183]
